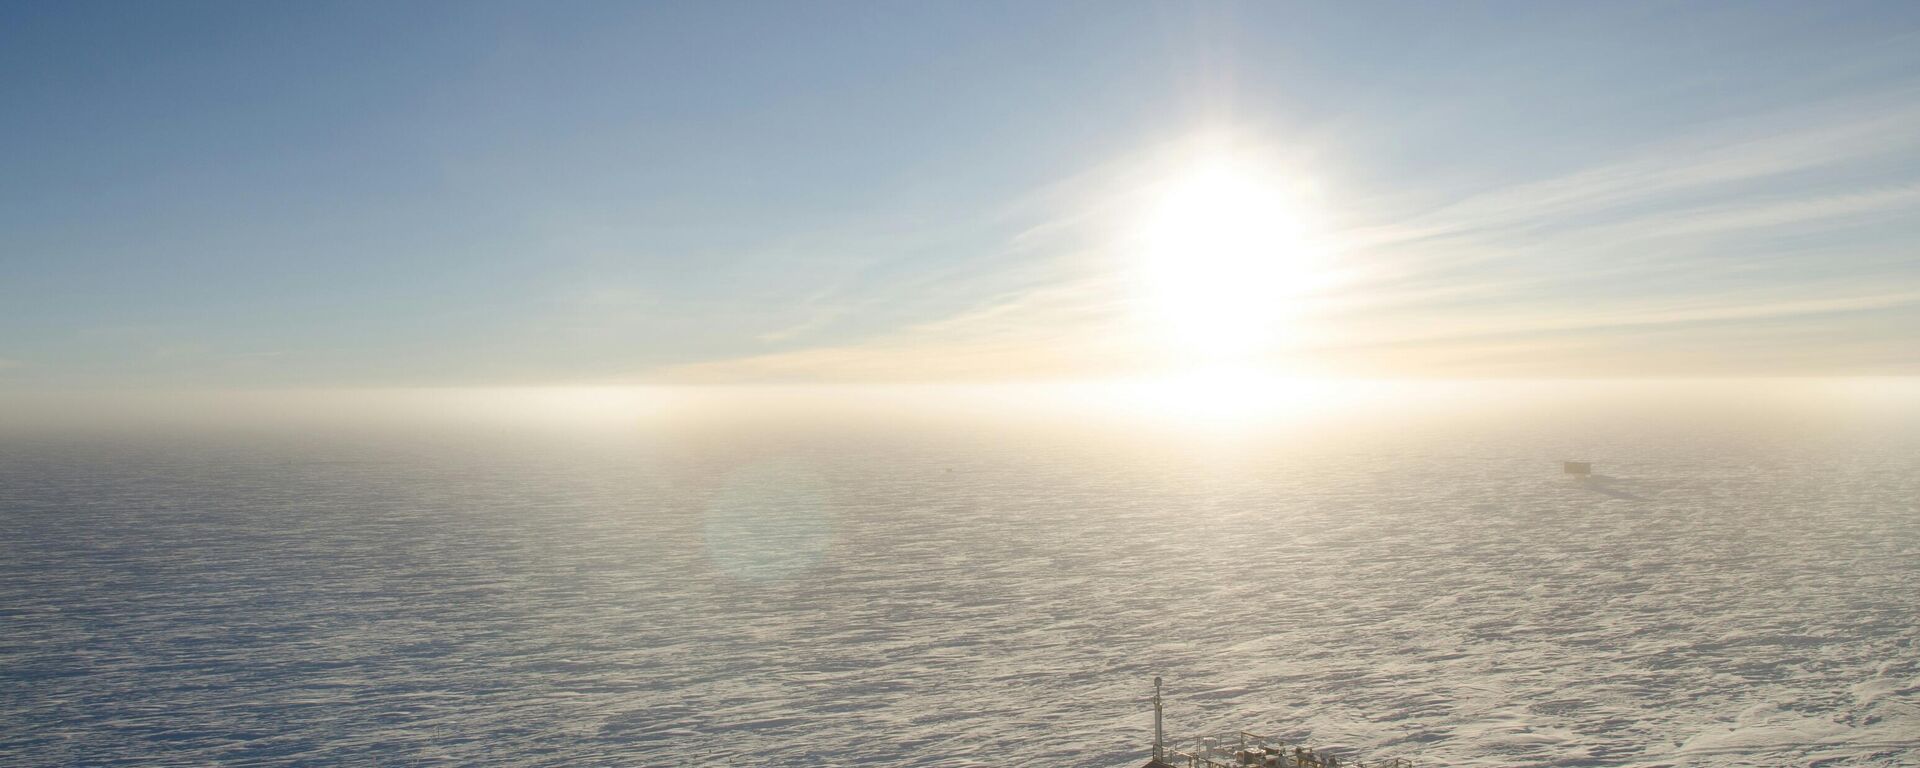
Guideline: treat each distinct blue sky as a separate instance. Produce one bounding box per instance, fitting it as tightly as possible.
[4,1,1918,387]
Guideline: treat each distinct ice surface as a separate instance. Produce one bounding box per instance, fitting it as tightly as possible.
[2,387,1918,766]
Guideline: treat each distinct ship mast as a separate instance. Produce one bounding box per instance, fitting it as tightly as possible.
[1152,676,1165,764]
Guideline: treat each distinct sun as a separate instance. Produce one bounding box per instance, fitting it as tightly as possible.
[1132,154,1326,368]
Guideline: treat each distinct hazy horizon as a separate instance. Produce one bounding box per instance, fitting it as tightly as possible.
[5,376,1918,430]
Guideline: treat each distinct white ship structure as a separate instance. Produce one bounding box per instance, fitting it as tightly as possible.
[1143,677,1416,768]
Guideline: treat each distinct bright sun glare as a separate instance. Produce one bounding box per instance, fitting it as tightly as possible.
[1134,153,1327,369]
[1119,145,1340,420]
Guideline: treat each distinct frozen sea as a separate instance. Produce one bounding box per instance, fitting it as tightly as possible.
[3,382,1919,767]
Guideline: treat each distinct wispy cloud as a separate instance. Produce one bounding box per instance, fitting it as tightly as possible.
[1294,93,1920,375]
[652,89,1920,382]
[1345,98,1920,253]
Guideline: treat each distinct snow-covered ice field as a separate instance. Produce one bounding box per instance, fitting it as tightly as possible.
[3,383,1918,766]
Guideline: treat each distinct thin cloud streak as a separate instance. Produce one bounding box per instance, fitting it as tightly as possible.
[657,92,1920,382]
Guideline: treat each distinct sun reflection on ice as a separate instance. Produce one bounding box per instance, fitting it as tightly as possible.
[1077,369,1365,431]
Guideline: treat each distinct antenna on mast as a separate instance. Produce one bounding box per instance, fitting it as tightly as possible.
[1152,675,1165,764]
